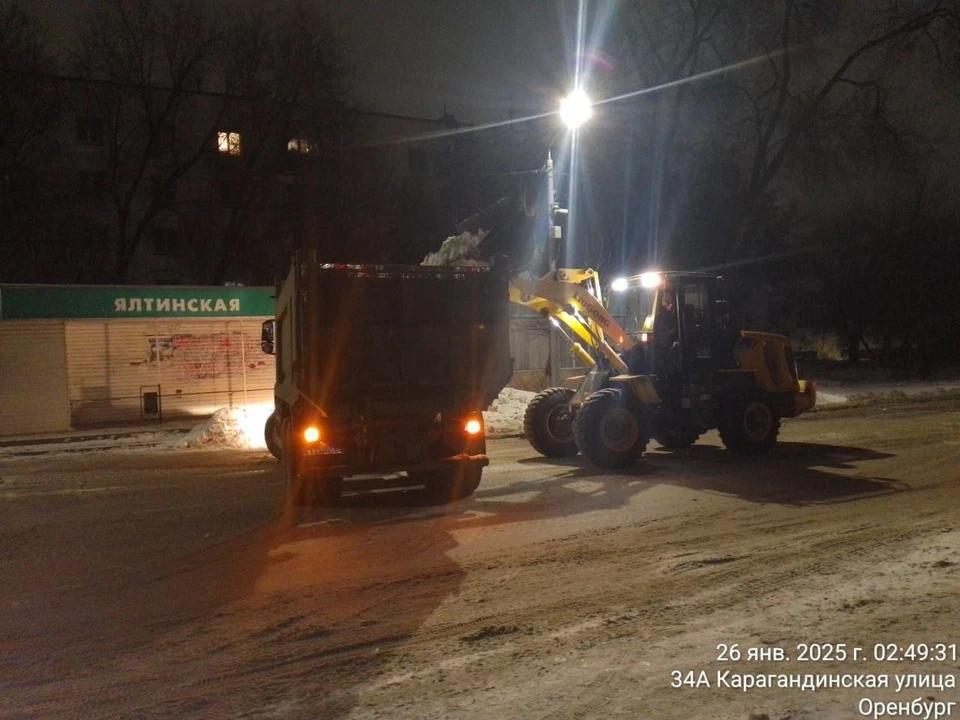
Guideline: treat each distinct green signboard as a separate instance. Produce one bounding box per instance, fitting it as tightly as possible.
[0,285,275,320]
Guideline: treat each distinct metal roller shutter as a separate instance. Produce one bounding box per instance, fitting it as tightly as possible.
[0,321,70,435]
[65,317,274,427]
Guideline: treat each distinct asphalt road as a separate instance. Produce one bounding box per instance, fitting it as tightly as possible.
[2,399,959,719]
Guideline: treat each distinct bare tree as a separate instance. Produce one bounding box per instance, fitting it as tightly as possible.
[206,3,349,283]
[607,0,960,265]
[0,0,64,280]
[723,0,960,257]
[73,0,224,282]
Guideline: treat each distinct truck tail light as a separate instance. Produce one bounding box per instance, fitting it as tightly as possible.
[303,426,321,443]
[464,419,482,435]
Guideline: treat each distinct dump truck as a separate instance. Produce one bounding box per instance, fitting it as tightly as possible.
[260,252,512,505]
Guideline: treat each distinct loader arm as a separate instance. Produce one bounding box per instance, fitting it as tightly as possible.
[451,192,632,374]
[510,268,633,374]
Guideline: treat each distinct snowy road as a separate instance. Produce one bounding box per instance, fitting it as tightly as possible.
[2,398,959,719]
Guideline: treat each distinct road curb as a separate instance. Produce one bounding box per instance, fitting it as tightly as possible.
[0,427,190,450]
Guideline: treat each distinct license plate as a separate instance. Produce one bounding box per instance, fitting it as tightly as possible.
[307,445,344,456]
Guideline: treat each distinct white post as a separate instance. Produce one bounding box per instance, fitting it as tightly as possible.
[546,150,556,272]
[155,318,162,422]
[239,317,248,408]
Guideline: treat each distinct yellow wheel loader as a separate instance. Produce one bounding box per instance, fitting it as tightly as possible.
[443,190,816,470]
[512,268,817,470]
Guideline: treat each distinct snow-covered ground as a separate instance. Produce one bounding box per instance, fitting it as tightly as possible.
[0,430,188,457]
[814,379,960,407]
[0,389,533,459]
[4,380,955,458]
[6,403,960,720]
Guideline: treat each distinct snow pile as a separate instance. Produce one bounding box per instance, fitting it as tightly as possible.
[483,387,535,438]
[175,406,270,450]
[421,230,487,266]
[816,391,849,406]
[812,381,960,408]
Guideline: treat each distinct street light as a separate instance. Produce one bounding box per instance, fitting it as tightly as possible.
[559,88,593,130]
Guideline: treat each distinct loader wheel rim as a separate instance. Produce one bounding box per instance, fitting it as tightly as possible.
[599,408,640,452]
[743,401,773,441]
[545,405,573,443]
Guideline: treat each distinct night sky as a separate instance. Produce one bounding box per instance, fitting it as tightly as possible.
[26,0,591,123]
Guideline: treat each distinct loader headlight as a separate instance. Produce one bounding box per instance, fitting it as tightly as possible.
[464,419,482,435]
[303,426,321,443]
[610,277,629,292]
[640,272,662,289]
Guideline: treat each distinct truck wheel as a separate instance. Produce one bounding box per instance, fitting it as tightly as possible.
[654,429,702,449]
[524,387,579,457]
[573,388,647,469]
[719,393,780,455]
[264,412,282,460]
[418,466,482,505]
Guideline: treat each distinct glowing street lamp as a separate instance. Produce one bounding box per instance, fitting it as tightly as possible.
[559,88,593,130]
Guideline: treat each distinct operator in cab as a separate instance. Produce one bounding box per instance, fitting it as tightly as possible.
[653,284,681,374]
[654,286,679,347]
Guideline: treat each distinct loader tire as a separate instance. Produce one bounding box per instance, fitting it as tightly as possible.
[419,465,483,505]
[573,388,647,470]
[524,387,579,458]
[264,412,282,460]
[654,429,702,449]
[719,393,780,455]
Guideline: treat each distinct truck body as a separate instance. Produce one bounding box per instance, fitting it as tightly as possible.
[262,253,512,504]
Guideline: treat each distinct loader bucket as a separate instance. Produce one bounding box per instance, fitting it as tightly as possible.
[456,189,542,275]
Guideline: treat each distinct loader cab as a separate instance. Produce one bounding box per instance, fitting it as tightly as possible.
[610,271,730,380]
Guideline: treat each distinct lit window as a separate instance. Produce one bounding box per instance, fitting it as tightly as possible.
[287,137,319,154]
[217,131,242,155]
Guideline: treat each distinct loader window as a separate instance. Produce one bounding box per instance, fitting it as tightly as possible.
[611,287,658,337]
[680,283,711,359]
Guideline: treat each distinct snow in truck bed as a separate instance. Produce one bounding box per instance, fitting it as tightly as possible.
[421,230,488,267]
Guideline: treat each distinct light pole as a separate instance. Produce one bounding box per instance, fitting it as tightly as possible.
[546,89,592,384]
[546,89,592,271]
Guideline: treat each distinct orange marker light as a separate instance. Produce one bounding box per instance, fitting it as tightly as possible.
[464,419,482,435]
[303,426,321,443]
